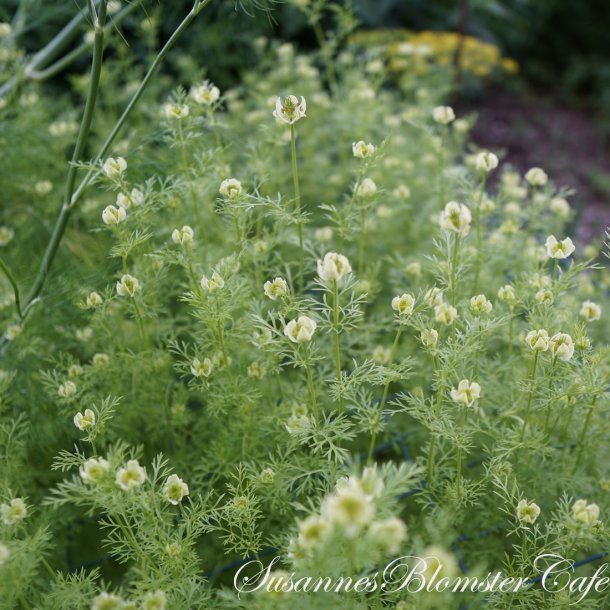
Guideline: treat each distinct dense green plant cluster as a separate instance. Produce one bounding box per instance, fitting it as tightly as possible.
[0,1,609,609]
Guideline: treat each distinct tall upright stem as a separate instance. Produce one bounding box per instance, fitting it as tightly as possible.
[473,172,487,292]
[1,1,212,352]
[290,124,305,290]
[332,281,344,413]
[367,326,403,463]
[520,351,539,442]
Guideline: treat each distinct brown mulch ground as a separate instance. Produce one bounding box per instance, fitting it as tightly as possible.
[457,88,610,244]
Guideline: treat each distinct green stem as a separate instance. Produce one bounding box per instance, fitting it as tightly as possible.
[303,346,319,426]
[26,4,137,83]
[438,131,446,207]
[312,19,337,94]
[450,234,461,306]
[473,172,487,292]
[367,326,403,464]
[543,359,557,436]
[0,1,212,352]
[332,281,344,413]
[427,355,443,483]
[0,256,23,319]
[520,350,539,442]
[508,310,514,358]
[290,123,305,290]
[574,397,597,470]
[456,406,467,495]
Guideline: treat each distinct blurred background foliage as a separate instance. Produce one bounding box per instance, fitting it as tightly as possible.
[2,0,610,118]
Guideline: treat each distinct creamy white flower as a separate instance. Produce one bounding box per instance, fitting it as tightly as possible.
[356,178,377,197]
[163,474,189,505]
[79,457,110,483]
[440,201,472,235]
[91,593,125,610]
[92,353,110,367]
[143,590,167,610]
[0,498,27,525]
[219,178,242,200]
[68,364,83,377]
[549,197,571,218]
[284,316,317,343]
[432,105,455,124]
[314,227,333,242]
[0,542,9,565]
[545,235,575,259]
[35,180,53,195]
[191,81,220,105]
[317,252,352,283]
[525,329,549,352]
[475,151,499,172]
[74,408,96,431]
[497,284,516,304]
[580,300,601,322]
[372,345,391,364]
[115,459,147,491]
[273,95,307,124]
[86,291,103,308]
[0,22,12,37]
[404,263,421,279]
[102,157,127,178]
[352,140,376,159]
[391,293,415,316]
[247,361,266,378]
[393,185,411,199]
[535,289,554,306]
[517,499,540,525]
[162,102,189,120]
[264,277,289,300]
[421,545,459,580]
[58,380,77,398]
[171,225,194,245]
[3,324,21,341]
[200,272,225,291]
[424,287,444,306]
[298,515,332,550]
[321,486,374,535]
[549,332,574,361]
[116,188,144,209]
[450,379,481,407]
[469,294,493,315]
[368,517,407,554]
[572,499,600,526]
[525,167,548,186]
[0,226,14,246]
[434,302,458,325]
[420,328,439,348]
[116,274,140,297]
[102,205,126,225]
[190,357,213,378]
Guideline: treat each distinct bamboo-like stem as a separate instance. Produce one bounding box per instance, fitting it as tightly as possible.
[0,1,213,352]
[27,4,137,82]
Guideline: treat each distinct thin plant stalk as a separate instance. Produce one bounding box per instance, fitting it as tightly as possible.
[520,350,539,442]
[367,325,404,463]
[574,396,598,471]
[0,1,213,352]
[290,123,305,289]
[473,171,487,291]
[450,234,461,306]
[332,280,344,413]
[302,346,319,426]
